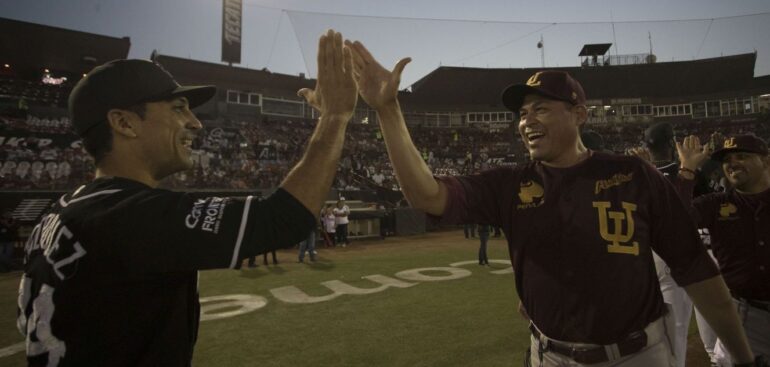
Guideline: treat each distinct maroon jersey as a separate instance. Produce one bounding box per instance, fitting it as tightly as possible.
[677,178,770,301]
[435,152,718,344]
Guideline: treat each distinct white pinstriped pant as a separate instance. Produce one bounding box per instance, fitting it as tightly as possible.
[714,298,770,366]
[529,317,675,367]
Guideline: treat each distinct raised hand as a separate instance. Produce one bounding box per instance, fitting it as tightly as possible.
[345,40,411,110]
[297,30,357,120]
[676,135,712,171]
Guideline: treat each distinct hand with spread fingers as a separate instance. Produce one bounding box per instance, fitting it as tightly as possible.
[345,39,411,111]
[676,135,712,173]
[297,30,357,120]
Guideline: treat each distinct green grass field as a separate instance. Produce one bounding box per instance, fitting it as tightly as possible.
[0,230,712,366]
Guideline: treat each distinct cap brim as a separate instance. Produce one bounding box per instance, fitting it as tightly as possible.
[501,84,571,112]
[170,85,217,109]
[710,147,758,162]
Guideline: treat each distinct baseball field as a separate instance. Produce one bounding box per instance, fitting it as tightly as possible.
[0,229,712,366]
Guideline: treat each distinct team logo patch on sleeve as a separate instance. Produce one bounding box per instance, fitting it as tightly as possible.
[185,197,228,233]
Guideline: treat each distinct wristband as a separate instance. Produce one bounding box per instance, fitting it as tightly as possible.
[678,167,696,175]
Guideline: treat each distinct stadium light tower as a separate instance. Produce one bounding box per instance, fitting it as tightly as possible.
[537,35,544,68]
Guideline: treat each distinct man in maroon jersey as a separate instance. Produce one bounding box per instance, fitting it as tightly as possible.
[345,38,758,366]
[677,134,770,366]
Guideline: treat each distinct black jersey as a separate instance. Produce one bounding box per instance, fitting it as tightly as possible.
[18,176,315,366]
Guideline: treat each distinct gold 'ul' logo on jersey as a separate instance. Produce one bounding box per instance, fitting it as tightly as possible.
[517,181,544,209]
[592,201,639,256]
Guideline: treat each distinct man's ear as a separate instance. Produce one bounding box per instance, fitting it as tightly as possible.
[106,109,140,138]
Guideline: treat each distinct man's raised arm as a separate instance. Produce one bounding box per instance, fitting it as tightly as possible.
[346,40,447,216]
[281,30,358,217]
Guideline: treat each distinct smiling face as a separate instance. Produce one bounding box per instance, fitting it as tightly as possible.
[517,94,587,167]
[139,96,202,179]
[721,151,770,193]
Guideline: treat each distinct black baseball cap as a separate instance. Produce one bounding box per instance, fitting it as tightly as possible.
[69,59,216,136]
[501,70,586,112]
[711,134,769,162]
[643,122,674,147]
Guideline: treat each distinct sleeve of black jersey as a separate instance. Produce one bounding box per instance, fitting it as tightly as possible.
[110,188,315,273]
[236,188,317,262]
[644,163,719,287]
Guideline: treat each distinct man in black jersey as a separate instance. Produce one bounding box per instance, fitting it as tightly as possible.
[17,29,357,366]
[643,122,678,177]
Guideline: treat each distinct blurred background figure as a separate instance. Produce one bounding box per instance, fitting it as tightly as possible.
[478,224,490,265]
[0,209,19,272]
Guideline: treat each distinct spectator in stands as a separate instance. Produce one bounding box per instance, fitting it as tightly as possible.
[322,204,336,247]
[372,169,385,186]
[333,198,350,247]
[1,161,16,178]
[45,161,58,180]
[57,160,71,183]
[30,161,44,184]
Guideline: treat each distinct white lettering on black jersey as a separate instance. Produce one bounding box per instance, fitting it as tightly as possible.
[185,197,227,233]
[25,284,65,365]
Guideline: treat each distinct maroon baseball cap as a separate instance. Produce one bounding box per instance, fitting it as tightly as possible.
[501,70,586,112]
[711,134,769,162]
[69,59,216,136]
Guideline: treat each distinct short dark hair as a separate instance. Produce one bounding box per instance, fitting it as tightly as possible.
[81,103,147,165]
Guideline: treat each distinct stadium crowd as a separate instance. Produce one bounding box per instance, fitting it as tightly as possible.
[2,111,770,191]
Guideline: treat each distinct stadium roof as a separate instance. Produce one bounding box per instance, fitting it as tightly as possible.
[153,54,314,100]
[0,17,130,77]
[579,43,612,56]
[403,53,761,110]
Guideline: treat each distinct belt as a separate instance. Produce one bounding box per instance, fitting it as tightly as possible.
[529,324,648,365]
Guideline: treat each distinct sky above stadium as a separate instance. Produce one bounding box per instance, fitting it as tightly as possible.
[2,0,770,87]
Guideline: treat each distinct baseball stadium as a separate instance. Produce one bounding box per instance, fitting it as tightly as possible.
[1,1,770,366]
